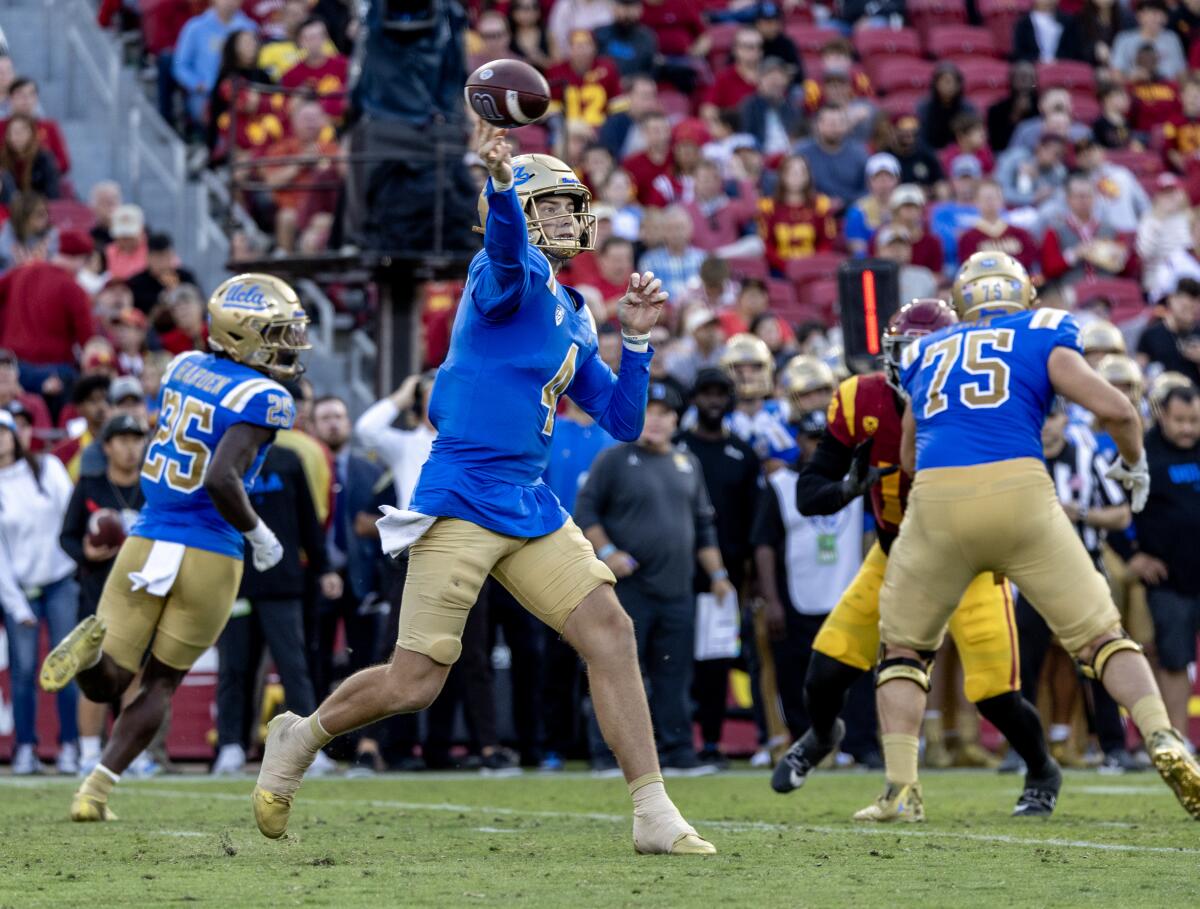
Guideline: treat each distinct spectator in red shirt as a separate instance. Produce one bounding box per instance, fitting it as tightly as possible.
[280,17,349,123]
[1,114,61,200]
[957,178,1040,272]
[640,0,709,94]
[3,78,70,176]
[105,204,149,281]
[208,29,280,158]
[938,113,996,178]
[1128,44,1182,133]
[547,29,626,129]
[622,111,676,206]
[683,159,761,257]
[157,283,210,355]
[0,348,51,447]
[702,27,763,118]
[757,154,838,275]
[0,229,95,394]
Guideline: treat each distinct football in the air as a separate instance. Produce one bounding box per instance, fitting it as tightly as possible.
[464,58,550,127]
[87,508,127,549]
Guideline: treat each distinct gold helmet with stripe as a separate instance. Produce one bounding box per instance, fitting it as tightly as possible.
[951,251,1036,320]
[1148,370,1194,422]
[719,333,774,399]
[476,153,596,260]
[779,355,836,415]
[207,274,311,380]
[1096,354,1143,400]
[1081,320,1126,359]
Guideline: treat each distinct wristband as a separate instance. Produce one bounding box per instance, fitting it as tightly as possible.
[621,330,651,353]
[597,543,617,560]
[491,174,514,193]
[711,568,729,582]
[244,519,274,546]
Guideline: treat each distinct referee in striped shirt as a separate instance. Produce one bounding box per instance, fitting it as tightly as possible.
[1011,398,1137,773]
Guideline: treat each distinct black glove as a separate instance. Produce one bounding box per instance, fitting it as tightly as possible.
[839,438,899,505]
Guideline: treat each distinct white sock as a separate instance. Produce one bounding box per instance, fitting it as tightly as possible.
[1049,723,1071,744]
[79,736,101,763]
[96,764,120,784]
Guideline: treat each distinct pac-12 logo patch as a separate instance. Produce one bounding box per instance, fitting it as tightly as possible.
[555,304,565,326]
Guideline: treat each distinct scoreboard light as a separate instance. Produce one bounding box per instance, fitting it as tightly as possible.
[837,259,900,376]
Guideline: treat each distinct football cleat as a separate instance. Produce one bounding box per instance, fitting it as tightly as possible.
[633,818,717,856]
[71,793,118,823]
[39,615,106,693]
[1012,759,1062,817]
[853,782,925,823]
[1147,729,1200,819]
[771,719,845,794]
[252,712,316,839]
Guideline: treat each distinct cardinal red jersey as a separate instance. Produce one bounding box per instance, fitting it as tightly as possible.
[280,55,349,122]
[546,57,626,127]
[956,221,1038,273]
[1163,114,1200,167]
[758,196,838,273]
[1129,80,1182,133]
[825,372,908,535]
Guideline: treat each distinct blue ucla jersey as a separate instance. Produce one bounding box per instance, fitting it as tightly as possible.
[412,178,651,538]
[901,308,1083,471]
[132,351,295,557]
[726,399,800,464]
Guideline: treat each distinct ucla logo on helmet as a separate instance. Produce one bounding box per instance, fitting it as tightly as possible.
[224,283,268,309]
[512,165,534,186]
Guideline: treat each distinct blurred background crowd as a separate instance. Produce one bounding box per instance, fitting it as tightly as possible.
[0,0,1198,779]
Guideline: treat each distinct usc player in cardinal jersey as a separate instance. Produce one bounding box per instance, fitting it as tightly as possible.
[770,299,1060,817]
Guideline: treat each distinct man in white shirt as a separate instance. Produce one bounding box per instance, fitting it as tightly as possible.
[354,372,437,509]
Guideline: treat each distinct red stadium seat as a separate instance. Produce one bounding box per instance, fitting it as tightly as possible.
[956,58,1011,94]
[1068,90,1101,123]
[726,256,771,283]
[925,25,999,59]
[854,27,922,60]
[878,91,926,119]
[795,278,840,325]
[657,88,691,121]
[978,0,1032,56]
[767,277,798,312]
[873,59,936,95]
[47,199,95,233]
[512,122,549,154]
[706,22,740,64]
[784,252,846,287]
[1107,148,1165,177]
[785,24,843,55]
[862,54,924,86]
[1036,60,1096,91]
[907,0,968,40]
[1074,278,1147,324]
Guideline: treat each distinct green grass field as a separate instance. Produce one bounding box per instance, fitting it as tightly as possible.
[1,768,1197,908]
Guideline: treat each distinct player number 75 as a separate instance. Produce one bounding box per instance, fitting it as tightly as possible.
[922,328,1015,418]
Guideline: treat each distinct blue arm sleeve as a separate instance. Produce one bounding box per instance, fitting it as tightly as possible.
[567,346,653,442]
[470,179,532,321]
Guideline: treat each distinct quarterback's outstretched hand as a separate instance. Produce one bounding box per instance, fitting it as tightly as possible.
[475,120,512,186]
[1106,451,1150,513]
[617,271,667,338]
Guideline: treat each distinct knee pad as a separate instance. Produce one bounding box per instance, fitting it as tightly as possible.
[1076,634,1143,682]
[876,655,933,692]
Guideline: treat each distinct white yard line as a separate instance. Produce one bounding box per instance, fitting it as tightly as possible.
[101,785,1200,856]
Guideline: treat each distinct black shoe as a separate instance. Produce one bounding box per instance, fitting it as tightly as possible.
[661,750,718,777]
[1012,758,1062,817]
[1098,748,1142,775]
[771,719,845,794]
[697,747,730,771]
[854,749,884,770]
[480,748,521,777]
[388,755,427,772]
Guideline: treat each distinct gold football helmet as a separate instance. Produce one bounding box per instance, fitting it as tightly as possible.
[951,251,1036,320]
[1096,354,1144,401]
[779,355,835,413]
[720,333,774,399]
[1081,320,1126,359]
[476,153,596,259]
[207,274,310,380]
[1148,370,1194,422]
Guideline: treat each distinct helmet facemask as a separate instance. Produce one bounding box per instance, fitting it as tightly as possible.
[525,189,596,260]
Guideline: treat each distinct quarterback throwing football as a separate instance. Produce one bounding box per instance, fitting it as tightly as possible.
[252,122,715,855]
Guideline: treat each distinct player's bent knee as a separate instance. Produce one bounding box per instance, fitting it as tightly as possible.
[1075,630,1144,682]
[876,648,934,692]
[384,647,451,712]
[563,586,633,664]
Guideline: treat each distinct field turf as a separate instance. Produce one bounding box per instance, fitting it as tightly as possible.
[1,767,1197,908]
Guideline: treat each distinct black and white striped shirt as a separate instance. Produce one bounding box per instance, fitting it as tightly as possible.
[1051,424,1127,567]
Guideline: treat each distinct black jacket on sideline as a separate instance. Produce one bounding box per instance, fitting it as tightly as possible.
[60,474,145,614]
[242,445,329,601]
[1133,427,1200,596]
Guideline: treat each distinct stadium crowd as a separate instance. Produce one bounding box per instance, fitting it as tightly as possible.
[1,0,1199,777]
